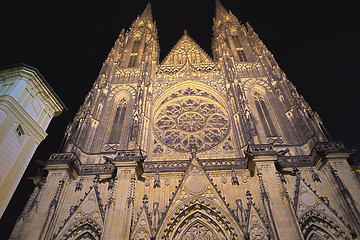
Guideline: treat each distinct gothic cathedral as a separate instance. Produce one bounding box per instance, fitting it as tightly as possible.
[10,2,360,240]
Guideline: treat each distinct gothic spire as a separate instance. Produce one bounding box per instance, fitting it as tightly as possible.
[139,3,153,22]
[215,0,230,20]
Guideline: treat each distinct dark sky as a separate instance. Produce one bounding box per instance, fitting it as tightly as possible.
[1,0,359,237]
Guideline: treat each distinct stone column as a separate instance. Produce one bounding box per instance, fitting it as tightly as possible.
[250,154,303,239]
[102,160,138,240]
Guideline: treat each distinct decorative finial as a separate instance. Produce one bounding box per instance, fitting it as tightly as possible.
[183,29,188,35]
[310,168,321,182]
[246,190,253,204]
[142,194,149,206]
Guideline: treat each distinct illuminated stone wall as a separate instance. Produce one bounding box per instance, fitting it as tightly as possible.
[10,2,360,240]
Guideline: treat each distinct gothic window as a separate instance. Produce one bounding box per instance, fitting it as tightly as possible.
[128,40,140,67]
[232,35,247,62]
[254,92,277,136]
[109,99,127,143]
[154,88,229,152]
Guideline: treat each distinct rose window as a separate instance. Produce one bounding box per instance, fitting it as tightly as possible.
[178,112,205,132]
[154,94,229,152]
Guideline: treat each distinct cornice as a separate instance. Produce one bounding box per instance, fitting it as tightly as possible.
[0,64,66,116]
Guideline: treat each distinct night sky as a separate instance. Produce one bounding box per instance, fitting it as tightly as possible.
[1,0,359,237]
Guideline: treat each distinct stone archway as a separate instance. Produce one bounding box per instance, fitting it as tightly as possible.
[157,198,242,240]
[57,218,102,240]
[299,211,349,240]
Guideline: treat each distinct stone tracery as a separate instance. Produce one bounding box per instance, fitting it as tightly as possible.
[154,87,229,152]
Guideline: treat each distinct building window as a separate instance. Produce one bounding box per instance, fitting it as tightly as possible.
[128,40,141,67]
[232,36,247,62]
[16,125,24,138]
[109,100,127,143]
[254,92,277,136]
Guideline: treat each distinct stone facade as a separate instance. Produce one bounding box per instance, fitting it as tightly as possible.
[0,63,65,218]
[10,2,360,239]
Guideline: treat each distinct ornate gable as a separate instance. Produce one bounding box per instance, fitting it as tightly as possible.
[245,203,270,240]
[156,151,243,239]
[293,175,356,239]
[131,195,153,240]
[162,30,213,65]
[54,186,104,240]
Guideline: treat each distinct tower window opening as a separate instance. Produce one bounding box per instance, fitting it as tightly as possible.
[109,102,127,143]
[254,92,277,136]
[128,40,141,67]
[232,36,247,62]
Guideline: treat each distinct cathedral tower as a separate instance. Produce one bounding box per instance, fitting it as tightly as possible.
[11,2,360,240]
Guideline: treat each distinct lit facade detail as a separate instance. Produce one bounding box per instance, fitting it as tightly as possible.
[9,2,360,240]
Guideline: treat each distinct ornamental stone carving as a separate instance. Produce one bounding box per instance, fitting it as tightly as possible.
[180,221,219,240]
[154,87,229,152]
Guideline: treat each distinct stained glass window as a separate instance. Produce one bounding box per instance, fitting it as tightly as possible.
[154,88,229,152]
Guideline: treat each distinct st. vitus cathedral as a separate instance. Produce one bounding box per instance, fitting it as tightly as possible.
[10,1,360,239]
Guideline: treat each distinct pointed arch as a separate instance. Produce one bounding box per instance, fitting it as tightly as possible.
[153,80,228,110]
[294,177,355,240]
[157,197,243,239]
[253,91,277,136]
[57,218,102,240]
[108,90,132,144]
[109,98,127,143]
[247,86,278,138]
[299,210,344,240]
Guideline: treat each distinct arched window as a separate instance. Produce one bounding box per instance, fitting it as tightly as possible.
[128,40,141,67]
[232,35,247,62]
[254,92,277,136]
[109,98,127,143]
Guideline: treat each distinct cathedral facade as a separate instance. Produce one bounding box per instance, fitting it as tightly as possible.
[10,2,360,239]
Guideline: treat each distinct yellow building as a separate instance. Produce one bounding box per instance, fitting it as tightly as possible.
[0,63,66,218]
[10,2,360,239]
